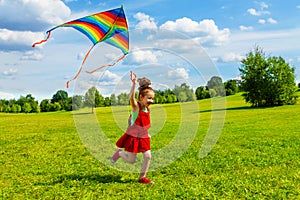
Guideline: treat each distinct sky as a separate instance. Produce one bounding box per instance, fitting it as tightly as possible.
[1,0,300,101]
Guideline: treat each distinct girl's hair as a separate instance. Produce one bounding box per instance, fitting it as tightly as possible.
[137,77,154,97]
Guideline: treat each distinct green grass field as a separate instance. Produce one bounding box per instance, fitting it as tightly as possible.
[1,93,300,199]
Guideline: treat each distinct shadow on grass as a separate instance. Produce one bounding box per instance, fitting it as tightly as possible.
[36,174,132,185]
[72,112,94,115]
[198,106,270,113]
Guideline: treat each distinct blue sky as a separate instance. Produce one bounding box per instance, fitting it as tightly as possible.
[0,0,300,100]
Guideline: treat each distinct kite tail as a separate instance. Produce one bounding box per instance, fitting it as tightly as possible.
[32,31,51,47]
[85,54,126,74]
[66,45,95,88]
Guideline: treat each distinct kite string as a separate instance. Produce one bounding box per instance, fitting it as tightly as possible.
[66,44,96,88]
[32,31,51,47]
[85,54,126,74]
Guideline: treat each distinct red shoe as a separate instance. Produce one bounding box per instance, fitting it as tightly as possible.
[110,148,122,163]
[138,177,154,184]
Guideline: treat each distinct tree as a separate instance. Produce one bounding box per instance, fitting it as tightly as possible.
[117,93,129,105]
[51,90,69,111]
[224,80,239,96]
[3,105,10,113]
[94,90,105,107]
[110,94,117,106]
[72,95,83,110]
[104,97,111,107]
[195,86,210,100]
[49,102,61,111]
[40,99,51,112]
[240,46,297,107]
[207,76,225,96]
[17,94,39,113]
[173,83,196,102]
[209,89,217,98]
[85,87,99,113]
[11,104,21,113]
[22,103,32,113]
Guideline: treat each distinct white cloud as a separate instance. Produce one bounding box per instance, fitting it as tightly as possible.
[0,28,44,50]
[160,18,230,46]
[258,19,266,24]
[239,25,254,31]
[259,2,269,9]
[247,2,270,17]
[0,91,15,99]
[154,38,201,53]
[247,8,260,16]
[297,5,300,9]
[247,8,270,16]
[0,0,71,51]
[0,0,71,32]
[267,18,277,24]
[258,18,277,25]
[125,48,159,64]
[134,12,158,30]
[168,68,189,80]
[2,68,18,76]
[20,51,44,61]
[220,52,244,63]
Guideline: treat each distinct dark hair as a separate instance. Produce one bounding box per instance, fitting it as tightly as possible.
[138,77,154,97]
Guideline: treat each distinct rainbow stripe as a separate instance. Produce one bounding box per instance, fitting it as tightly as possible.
[47,6,129,54]
[32,6,129,88]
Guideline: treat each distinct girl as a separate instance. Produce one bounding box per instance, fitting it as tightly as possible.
[110,71,155,184]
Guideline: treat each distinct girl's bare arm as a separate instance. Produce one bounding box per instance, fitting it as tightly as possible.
[130,71,139,112]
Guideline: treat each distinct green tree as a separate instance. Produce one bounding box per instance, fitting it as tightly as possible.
[49,102,61,112]
[240,46,297,107]
[40,99,51,112]
[94,90,105,107]
[173,83,196,102]
[177,91,187,102]
[11,104,21,113]
[22,102,32,113]
[118,93,129,105]
[17,94,39,113]
[207,76,225,96]
[110,94,117,106]
[72,95,83,110]
[85,87,99,113]
[104,97,111,107]
[209,89,217,98]
[195,86,210,100]
[51,90,69,110]
[224,80,239,96]
[3,105,10,113]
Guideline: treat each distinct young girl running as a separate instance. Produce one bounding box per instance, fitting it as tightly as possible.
[110,71,155,184]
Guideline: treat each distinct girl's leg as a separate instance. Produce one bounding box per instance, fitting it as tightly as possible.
[140,150,151,178]
[119,151,136,164]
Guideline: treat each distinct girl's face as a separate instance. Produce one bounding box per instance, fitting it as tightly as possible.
[139,90,155,107]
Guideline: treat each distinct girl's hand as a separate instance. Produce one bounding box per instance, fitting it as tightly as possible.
[130,71,137,83]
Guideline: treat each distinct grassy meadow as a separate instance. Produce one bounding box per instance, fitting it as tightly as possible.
[1,93,300,199]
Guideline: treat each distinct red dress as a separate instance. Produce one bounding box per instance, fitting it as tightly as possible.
[116,102,151,153]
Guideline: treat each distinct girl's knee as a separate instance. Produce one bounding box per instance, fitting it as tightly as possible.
[128,157,136,164]
[143,151,151,161]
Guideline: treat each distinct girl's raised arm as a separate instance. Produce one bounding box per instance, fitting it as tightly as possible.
[130,71,139,112]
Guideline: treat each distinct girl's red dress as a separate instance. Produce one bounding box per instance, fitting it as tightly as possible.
[116,102,151,153]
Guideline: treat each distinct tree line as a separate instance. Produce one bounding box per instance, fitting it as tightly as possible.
[0,77,242,113]
[0,45,299,113]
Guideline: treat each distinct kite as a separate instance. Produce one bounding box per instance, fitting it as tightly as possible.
[32,6,129,88]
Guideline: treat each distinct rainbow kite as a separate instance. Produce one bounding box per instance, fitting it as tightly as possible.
[32,6,129,88]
